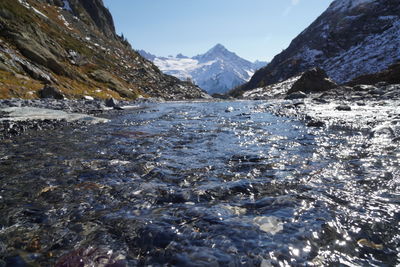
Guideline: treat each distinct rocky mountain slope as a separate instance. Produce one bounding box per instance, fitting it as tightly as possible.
[0,0,207,100]
[139,44,267,94]
[232,0,400,96]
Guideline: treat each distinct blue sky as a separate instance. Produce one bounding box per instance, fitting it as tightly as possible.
[103,0,333,62]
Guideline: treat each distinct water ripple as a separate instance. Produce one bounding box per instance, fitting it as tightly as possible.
[0,101,399,266]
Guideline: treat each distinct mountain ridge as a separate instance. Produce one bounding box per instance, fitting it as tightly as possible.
[232,0,400,96]
[139,44,268,94]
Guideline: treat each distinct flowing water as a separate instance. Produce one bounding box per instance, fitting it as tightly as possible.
[0,101,399,266]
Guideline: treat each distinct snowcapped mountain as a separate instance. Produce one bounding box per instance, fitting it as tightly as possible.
[235,0,400,95]
[139,44,267,94]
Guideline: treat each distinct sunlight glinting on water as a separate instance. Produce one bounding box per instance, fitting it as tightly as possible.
[0,101,399,265]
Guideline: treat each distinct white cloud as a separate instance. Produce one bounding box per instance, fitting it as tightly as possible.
[283,0,301,16]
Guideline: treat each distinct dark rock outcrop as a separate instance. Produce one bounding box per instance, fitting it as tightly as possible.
[11,32,66,76]
[347,62,400,86]
[287,68,337,94]
[73,0,116,38]
[285,91,307,100]
[38,85,65,99]
[105,97,118,107]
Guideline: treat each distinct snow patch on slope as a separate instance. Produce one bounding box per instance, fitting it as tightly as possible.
[243,75,302,99]
[323,19,400,82]
[58,14,72,30]
[17,0,48,18]
[296,47,323,64]
[154,57,200,80]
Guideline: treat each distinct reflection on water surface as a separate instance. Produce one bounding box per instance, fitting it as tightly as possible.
[0,101,399,266]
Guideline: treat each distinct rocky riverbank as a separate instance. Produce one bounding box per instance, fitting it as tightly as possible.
[263,83,400,143]
[0,97,161,139]
[241,64,400,142]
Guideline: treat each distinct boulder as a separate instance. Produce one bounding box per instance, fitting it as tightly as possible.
[287,68,337,95]
[285,91,307,100]
[38,85,65,99]
[353,84,376,91]
[370,125,395,138]
[225,106,234,113]
[307,120,325,127]
[83,95,94,101]
[105,97,118,107]
[335,105,352,111]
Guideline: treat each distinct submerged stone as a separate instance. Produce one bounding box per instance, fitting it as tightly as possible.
[253,216,284,235]
[335,105,352,111]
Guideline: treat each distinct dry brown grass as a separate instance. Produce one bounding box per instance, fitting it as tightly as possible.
[0,71,43,99]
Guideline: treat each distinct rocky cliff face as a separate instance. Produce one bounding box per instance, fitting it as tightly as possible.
[233,0,400,96]
[0,0,207,100]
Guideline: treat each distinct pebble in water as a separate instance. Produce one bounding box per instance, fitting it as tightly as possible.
[253,216,284,235]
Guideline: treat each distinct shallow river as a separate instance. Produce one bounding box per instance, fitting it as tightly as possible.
[0,101,399,266]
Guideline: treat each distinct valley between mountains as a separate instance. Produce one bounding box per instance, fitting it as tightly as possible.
[0,0,400,266]
[139,44,267,95]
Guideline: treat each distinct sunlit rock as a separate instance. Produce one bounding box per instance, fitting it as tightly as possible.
[253,216,283,235]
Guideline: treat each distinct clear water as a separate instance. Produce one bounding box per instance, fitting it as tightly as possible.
[0,101,399,266]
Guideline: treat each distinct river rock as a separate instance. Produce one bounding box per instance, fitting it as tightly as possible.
[38,85,65,100]
[335,105,352,111]
[225,106,234,112]
[113,106,124,110]
[105,98,118,107]
[285,91,307,100]
[307,120,325,127]
[370,125,395,138]
[353,84,376,92]
[313,97,329,104]
[83,96,94,101]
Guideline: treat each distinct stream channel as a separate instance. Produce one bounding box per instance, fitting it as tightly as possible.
[0,101,399,266]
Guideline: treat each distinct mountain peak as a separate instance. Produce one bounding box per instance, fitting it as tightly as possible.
[211,43,227,51]
[145,44,267,94]
[194,44,239,63]
[207,44,230,55]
